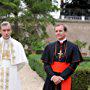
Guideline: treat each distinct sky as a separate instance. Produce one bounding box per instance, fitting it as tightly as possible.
[50,0,61,19]
[50,0,72,19]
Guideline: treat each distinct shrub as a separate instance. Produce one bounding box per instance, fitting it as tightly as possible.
[72,70,90,90]
[28,54,46,80]
[83,57,90,61]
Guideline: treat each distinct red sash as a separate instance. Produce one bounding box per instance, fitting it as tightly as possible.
[51,61,71,90]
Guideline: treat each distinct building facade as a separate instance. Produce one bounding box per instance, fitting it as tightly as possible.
[52,0,90,20]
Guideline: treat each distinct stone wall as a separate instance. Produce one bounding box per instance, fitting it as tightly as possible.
[46,20,90,56]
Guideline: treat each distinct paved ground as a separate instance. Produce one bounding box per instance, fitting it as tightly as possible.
[19,64,44,90]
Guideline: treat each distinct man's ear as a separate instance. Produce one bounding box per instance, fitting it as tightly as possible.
[0,29,1,34]
[11,29,12,33]
[65,32,67,36]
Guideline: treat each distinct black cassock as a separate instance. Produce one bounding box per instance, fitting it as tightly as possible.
[41,40,83,90]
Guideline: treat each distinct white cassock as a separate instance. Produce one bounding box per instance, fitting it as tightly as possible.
[0,37,28,90]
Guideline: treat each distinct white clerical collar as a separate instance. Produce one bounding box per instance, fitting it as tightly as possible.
[1,36,11,42]
[58,38,67,44]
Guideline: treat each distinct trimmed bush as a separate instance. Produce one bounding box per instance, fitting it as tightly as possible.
[28,54,46,80]
[72,70,90,90]
[83,57,90,61]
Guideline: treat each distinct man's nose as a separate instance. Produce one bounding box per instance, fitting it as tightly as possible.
[5,31,8,34]
[57,31,62,34]
[57,31,60,33]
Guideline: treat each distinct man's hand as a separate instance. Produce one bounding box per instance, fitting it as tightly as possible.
[51,75,64,85]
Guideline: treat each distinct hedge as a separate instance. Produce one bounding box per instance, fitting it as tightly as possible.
[28,54,46,80]
[72,70,90,90]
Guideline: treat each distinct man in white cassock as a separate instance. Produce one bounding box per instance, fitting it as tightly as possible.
[0,21,28,90]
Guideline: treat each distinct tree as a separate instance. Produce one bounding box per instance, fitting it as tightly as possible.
[19,0,59,53]
[0,0,59,53]
[0,0,23,40]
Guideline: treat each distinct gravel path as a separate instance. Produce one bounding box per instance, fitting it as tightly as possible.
[19,64,44,90]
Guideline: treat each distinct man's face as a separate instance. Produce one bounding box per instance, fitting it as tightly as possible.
[55,25,67,40]
[0,25,12,39]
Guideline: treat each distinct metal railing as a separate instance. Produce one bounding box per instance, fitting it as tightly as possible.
[60,15,90,21]
[64,16,82,20]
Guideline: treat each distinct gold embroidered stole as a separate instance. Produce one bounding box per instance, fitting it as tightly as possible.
[0,67,9,90]
[0,40,15,64]
[0,39,15,90]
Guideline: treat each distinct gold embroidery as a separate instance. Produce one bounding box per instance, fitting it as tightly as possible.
[0,68,9,90]
[5,68,9,90]
[0,41,15,64]
[58,50,63,58]
[0,44,2,52]
[2,50,10,60]
[0,68,4,90]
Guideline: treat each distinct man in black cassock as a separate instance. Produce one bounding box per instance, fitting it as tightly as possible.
[41,24,83,90]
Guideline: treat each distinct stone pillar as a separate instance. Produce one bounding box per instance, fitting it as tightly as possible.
[82,16,85,21]
[61,15,65,19]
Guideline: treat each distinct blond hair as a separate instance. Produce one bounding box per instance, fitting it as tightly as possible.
[0,21,11,29]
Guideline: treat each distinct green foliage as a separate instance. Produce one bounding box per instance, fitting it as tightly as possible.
[31,41,45,51]
[0,0,20,14]
[24,0,59,14]
[72,70,90,90]
[28,54,46,80]
[0,0,22,40]
[83,57,90,61]
[29,54,42,60]
[74,40,87,50]
[75,40,87,49]
[20,0,58,52]
[77,62,90,71]
[31,2,52,14]
[0,0,58,53]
